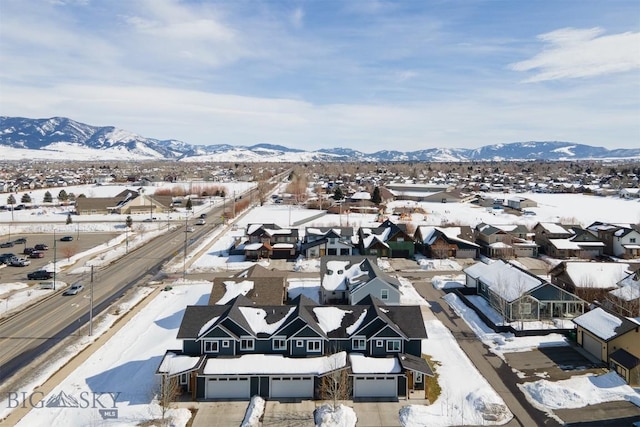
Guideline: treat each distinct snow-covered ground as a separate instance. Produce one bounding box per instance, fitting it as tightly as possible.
[2,186,639,426]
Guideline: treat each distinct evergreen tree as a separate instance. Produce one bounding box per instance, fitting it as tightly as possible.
[371,186,382,204]
[58,189,68,202]
[333,187,344,200]
[21,193,31,203]
[185,198,193,210]
[7,194,16,206]
[66,213,73,224]
[126,215,133,228]
[43,191,53,203]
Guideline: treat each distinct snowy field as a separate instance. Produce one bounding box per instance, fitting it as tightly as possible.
[2,185,640,426]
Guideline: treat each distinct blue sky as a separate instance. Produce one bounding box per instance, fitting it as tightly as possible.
[1,0,638,151]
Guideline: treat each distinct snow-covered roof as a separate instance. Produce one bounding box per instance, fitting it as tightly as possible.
[464,260,544,302]
[313,307,353,334]
[238,306,295,335]
[216,280,254,305]
[538,222,573,234]
[345,309,368,335]
[158,352,201,376]
[565,262,629,289]
[349,354,401,374]
[203,352,347,375]
[549,239,582,250]
[573,308,624,340]
[609,284,640,302]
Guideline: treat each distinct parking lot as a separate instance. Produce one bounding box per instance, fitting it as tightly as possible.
[0,231,121,284]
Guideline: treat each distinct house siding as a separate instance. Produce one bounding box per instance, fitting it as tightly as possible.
[350,278,400,305]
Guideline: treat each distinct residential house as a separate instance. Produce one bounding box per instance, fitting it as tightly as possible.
[474,223,537,258]
[573,307,640,385]
[300,227,355,258]
[157,294,432,400]
[549,261,631,303]
[319,256,401,305]
[606,270,640,317]
[358,219,415,258]
[463,260,586,323]
[242,223,299,260]
[586,222,640,260]
[414,226,479,259]
[507,197,537,210]
[532,222,596,258]
[74,190,173,216]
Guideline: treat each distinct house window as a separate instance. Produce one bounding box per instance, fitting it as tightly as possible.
[272,337,287,351]
[352,337,366,350]
[179,373,188,385]
[240,337,254,351]
[296,340,304,348]
[397,237,404,242]
[386,340,401,352]
[381,289,389,300]
[415,372,423,383]
[376,340,383,348]
[204,341,219,353]
[222,340,230,348]
[307,340,322,352]
[631,238,637,243]
[519,303,532,314]
[370,249,378,255]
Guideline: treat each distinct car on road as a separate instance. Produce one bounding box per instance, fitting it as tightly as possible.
[60,236,74,242]
[196,218,206,225]
[199,213,206,219]
[34,244,49,251]
[10,257,31,267]
[27,270,53,280]
[29,251,44,258]
[63,283,84,295]
[186,226,195,232]
[0,241,14,248]
[13,237,27,244]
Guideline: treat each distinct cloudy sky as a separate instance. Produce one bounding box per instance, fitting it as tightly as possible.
[1,0,638,152]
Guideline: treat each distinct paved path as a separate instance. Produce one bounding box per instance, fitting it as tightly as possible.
[413,280,560,427]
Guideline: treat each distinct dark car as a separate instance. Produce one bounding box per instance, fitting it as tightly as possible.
[34,244,49,251]
[60,236,74,242]
[199,213,207,219]
[63,283,84,295]
[13,237,27,244]
[29,251,44,258]
[0,254,17,264]
[0,241,14,248]
[23,247,35,255]
[27,270,53,280]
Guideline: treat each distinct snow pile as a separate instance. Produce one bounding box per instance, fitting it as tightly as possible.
[397,276,430,306]
[520,372,640,411]
[431,274,466,290]
[241,395,265,427]
[314,404,357,427]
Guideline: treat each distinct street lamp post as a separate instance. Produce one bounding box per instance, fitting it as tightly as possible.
[53,229,57,291]
[183,215,188,282]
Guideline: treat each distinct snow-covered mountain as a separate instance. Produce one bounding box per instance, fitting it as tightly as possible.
[1,116,639,162]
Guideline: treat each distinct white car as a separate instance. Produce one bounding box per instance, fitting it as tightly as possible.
[63,283,84,295]
[186,226,195,232]
[196,218,206,225]
[10,257,31,267]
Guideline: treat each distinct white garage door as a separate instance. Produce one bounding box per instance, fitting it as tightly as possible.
[582,333,602,361]
[206,377,250,399]
[271,376,314,398]
[353,376,397,398]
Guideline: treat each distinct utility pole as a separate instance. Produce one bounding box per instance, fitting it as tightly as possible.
[89,265,94,336]
[183,215,188,282]
[53,229,57,291]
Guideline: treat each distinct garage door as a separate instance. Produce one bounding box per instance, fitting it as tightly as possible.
[353,376,397,398]
[271,376,314,399]
[206,377,250,399]
[582,333,602,361]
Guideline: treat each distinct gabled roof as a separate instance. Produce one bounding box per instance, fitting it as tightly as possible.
[398,353,434,376]
[417,226,479,248]
[464,260,546,302]
[209,277,285,306]
[573,307,639,341]
[320,256,400,292]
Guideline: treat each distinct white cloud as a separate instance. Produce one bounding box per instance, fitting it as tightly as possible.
[290,7,304,29]
[510,27,640,82]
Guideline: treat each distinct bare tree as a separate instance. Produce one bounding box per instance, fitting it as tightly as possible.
[61,244,78,260]
[319,351,350,411]
[157,374,181,424]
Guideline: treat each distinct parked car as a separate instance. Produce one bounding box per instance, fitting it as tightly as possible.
[13,237,27,244]
[34,244,49,251]
[0,241,14,248]
[0,254,17,264]
[10,257,31,267]
[29,251,44,258]
[60,236,74,242]
[27,270,53,280]
[23,247,35,255]
[63,283,84,295]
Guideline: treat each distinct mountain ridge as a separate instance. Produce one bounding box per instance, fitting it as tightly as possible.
[1,116,639,162]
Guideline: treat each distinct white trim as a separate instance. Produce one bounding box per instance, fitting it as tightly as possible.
[386,339,401,352]
[376,340,383,348]
[306,340,322,352]
[240,336,255,351]
[204,340,219,353]
[352,336,366,350]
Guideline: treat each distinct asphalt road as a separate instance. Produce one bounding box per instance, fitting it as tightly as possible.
[0,213,223,383]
